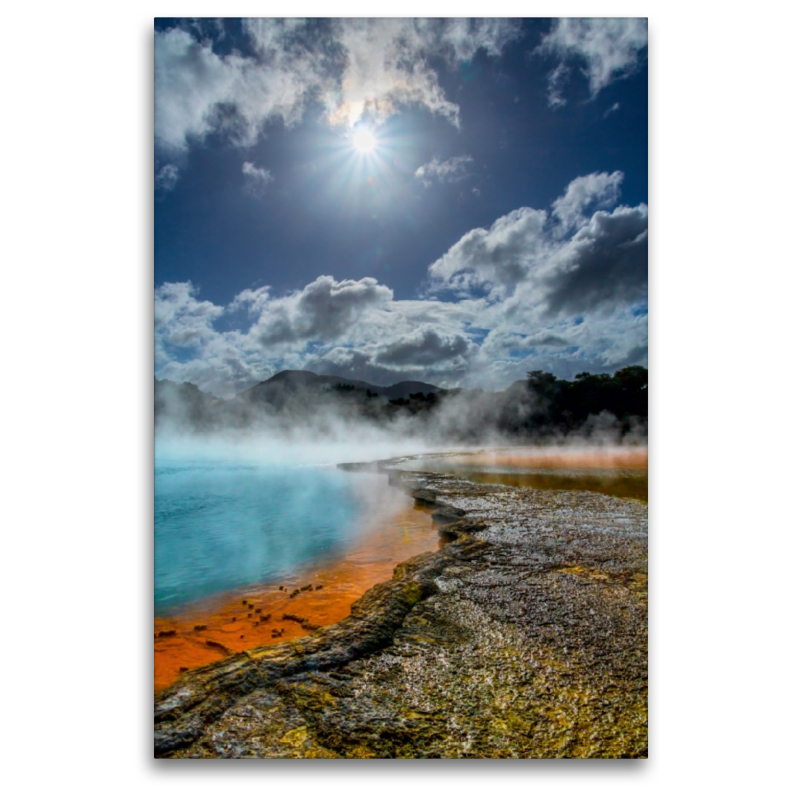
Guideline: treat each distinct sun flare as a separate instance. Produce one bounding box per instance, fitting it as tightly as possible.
[352,128,377,154]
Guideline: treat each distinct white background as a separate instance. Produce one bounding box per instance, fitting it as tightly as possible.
[1,1,798,797]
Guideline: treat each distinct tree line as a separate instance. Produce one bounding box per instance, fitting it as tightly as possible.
[156,365,647,439]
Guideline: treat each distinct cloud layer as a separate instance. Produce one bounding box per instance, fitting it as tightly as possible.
[156,171,647,397]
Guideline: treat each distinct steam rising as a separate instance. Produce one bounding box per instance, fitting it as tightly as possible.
[155,370,647,469]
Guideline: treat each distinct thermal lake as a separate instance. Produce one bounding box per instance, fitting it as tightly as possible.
[154,447,440,691]
[154,444,646,692]
[155,457,396,615]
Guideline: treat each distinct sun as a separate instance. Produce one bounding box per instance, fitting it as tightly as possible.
[352,128,377,154]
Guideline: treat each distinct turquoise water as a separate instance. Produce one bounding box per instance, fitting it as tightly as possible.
[154,458,364,614]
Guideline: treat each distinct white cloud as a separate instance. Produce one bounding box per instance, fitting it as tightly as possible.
[157,345,276,399]
[326,19,521,127]
[542,203,648,316]
[545,62,570,109]
[376,324,474,367]
[242,161,274,196]
[329,19,458,128]
[155,164,179,192]
[248,275,393,348]
[229,285,272,315]
[552,170,624,232]
[155,19,521,171]
[427,171,646,318]
[155,282,234,393]
[155,281,225,349]
[538,18,648,107]
[154,23,330,155]
[154,172,647,395]
[434,18,522,63]
[427,207,549,294]
[414,155,473,187]
[155,282,283,396]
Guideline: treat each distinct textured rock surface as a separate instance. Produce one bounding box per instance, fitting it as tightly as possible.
[154,467,647,759]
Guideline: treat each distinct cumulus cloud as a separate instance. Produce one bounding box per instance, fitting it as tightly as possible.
[427,170,646,318]
[376,325,473,367]
[414,155,473,187]
[552,170,624,232]
[154,23,327,156]
[229,285,272,315]
[542,204,647,316]
[154,171,646,396]
[157,345,274,399]
[155,276,479,393]
[155,281,225,348]
[427,207,549,294]
[249,276,393,347]
[155,282,283,396]
[242,161,274,196]
[537,18,648,107]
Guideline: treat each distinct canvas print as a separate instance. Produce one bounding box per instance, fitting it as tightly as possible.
[154,18,648,759]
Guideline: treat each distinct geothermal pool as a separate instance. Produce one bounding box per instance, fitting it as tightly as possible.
[153,452,439,692]
[155,458,376,614]
[154,445,647,692]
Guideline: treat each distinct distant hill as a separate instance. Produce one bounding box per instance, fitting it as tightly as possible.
[239,370,442,407]
[156,366,647,441]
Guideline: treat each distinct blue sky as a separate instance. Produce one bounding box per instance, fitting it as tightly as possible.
[155,18,648,397]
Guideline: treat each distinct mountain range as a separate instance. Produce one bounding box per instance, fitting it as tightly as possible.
[238,370,443,405]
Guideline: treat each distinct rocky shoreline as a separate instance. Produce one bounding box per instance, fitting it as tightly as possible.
[154,457,647,758]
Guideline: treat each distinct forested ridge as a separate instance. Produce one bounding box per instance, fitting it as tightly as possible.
[155,366,647,440]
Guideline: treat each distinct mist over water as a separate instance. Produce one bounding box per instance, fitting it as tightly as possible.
[157,461,345,612]
[154,407,647,616]
[154,436,421,615]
